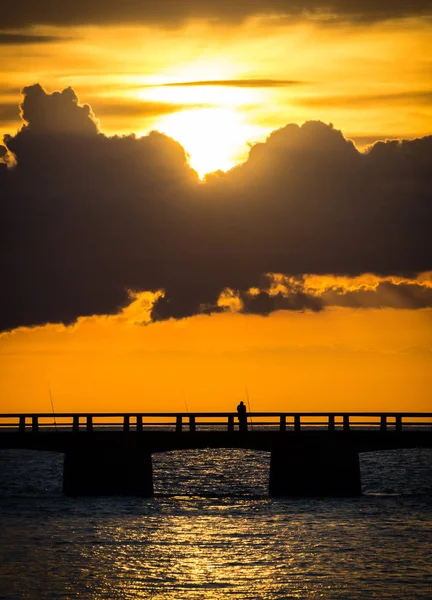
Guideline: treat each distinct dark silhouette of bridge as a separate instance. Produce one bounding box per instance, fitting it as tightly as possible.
[0,412,431,497]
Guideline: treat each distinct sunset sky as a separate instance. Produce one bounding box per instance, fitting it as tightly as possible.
[1,2,431,413]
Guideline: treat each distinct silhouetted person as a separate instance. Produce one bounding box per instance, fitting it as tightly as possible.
[237,401,248,432]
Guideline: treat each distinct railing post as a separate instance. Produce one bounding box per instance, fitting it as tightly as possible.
[395,415,402,433]
[343,415,350,432]
[176,415,182,433]
[19,416,26,434]
[32,416,38,433]
[328,415,335,432]
[189,415,196,433]
[86,415,93,433]
[228,415,234,433]
[280,415,286,432]
[123,415,130,433]
[380,415,387,432]
[294,415,301,433]
[73,415,79,434]
[137,415,143,433]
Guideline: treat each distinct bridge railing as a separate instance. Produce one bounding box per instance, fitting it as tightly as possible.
[0,413,431,434]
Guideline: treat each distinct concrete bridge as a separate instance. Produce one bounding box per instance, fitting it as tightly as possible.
[0,412,431,497]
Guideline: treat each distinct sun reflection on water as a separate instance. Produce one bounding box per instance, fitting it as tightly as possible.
[0,449,431,599]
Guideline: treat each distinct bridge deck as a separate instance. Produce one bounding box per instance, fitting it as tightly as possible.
[1,412,431,497]
[0,412,430,454]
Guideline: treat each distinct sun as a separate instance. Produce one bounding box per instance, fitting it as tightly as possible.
[134,68,267,177]
[155,107,262,177]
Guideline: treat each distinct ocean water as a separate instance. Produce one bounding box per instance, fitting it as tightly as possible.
[0,448,431,599]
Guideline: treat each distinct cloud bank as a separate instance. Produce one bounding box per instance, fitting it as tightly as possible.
[2,1,431,28]
[0,84,431,331]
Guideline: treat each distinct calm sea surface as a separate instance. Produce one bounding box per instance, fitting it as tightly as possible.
[0,448,431,599]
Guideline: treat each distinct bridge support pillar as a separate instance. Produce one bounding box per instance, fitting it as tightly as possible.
[63,447,153,497]
[269,444,361,497]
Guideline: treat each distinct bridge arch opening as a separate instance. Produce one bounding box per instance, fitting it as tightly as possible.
[152,449,270,497]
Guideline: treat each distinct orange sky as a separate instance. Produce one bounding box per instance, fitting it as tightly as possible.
[1,300,431,413]
[1,5,431,413]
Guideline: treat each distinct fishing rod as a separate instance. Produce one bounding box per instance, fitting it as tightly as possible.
[48,385,58,431]
[183,391,189,413]
[245,385,253,431]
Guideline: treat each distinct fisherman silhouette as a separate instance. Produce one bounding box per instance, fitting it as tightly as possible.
[237,401,248,432]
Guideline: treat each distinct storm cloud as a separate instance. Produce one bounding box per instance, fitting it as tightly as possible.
[0,84,431,331]
[2,1,431,28]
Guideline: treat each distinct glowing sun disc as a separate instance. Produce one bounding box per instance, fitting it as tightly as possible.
[154,107,260,177]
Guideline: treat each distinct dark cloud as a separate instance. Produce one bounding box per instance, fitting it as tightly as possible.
[0,32,68,45]
[2,1,431,28]
[241,290,324,315]
[152,79,306,88]
[0,84,431,331]
[218,278,432,316]
[9,84,99,137]
[321,281,432,309]
[255,274,432,312]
